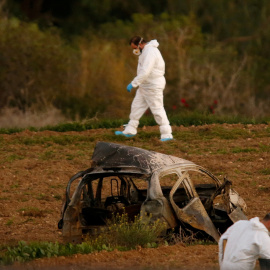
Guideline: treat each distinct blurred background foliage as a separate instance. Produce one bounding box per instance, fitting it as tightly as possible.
[1,0,270,126]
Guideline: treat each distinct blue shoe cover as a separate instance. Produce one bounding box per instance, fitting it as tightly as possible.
[115,131,135,138]
[160,138,173,142]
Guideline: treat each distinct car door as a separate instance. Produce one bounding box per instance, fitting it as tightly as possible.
[168,170,220,242]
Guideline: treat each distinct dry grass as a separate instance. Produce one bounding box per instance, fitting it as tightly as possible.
[0,107,67,128]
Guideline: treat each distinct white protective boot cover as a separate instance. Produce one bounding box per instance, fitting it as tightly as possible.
[123,120,139,135]
[160,125,173,139]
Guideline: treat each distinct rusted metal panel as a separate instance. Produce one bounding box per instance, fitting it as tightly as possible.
[169,172,220,241]
[141,197,178,229]
[228,206,248,223]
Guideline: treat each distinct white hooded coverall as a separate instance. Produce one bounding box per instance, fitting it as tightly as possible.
[123,40,173,139]
[219,217,270,270]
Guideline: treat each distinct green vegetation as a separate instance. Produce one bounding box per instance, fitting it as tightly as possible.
[52,194,62,201]
[0,113,269,134]
[231,147,258,153]
[5,154,24,162]
[1,1,270,126]
[259,144,270,153]
[94,212,167,249]
[38,150,56,161]
[35,193,51,201]
[5,219,13,226]
[10,183,20,189]
[0,240,112,265]
[0,213,167,265]
[260,168,270,175]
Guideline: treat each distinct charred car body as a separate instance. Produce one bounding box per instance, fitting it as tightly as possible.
[58,142,247,243]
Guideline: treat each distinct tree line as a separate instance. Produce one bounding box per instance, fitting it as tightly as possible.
[0,0,269,119]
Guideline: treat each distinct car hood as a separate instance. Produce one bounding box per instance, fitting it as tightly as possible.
[91,141,195,174]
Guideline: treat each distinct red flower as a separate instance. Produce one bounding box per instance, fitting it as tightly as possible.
[145,109,150,115]
[209,105,215,114]
[181,98,189,107]
[181,98,186,104]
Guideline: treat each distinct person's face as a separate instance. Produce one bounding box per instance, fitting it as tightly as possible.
[131,42,142,56]
[131,43,140,49]
[266,220,270,231]
[262,220,270,231]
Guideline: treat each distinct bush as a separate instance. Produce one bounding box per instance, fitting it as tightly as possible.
[93,212,167,249]
[0,17,80,113]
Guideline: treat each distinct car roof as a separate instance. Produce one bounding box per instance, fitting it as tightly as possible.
[91,141,195,174]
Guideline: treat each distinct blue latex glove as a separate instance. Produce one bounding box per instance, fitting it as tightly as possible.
[127,83,133,92]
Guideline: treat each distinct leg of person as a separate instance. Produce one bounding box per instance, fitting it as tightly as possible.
[115,88,148,137]
[146,89,173,141]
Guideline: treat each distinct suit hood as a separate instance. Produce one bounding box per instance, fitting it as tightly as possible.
[146,39,159,48]
[250,217,268,232]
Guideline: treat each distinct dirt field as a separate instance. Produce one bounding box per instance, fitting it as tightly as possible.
[0,124,269,269]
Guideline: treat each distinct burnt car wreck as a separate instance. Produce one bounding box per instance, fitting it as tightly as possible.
[58,141,247,243]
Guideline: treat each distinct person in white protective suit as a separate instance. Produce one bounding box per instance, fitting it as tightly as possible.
[115,36,173,141]
[219,213,270,270]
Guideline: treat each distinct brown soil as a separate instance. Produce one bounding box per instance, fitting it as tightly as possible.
[0,124,269,269]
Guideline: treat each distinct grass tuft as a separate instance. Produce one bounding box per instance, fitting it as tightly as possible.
[93,212,167,249]
[18,207,46,218]
[260,168,270,175]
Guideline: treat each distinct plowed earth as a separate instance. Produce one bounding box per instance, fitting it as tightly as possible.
[0,124,269,269]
